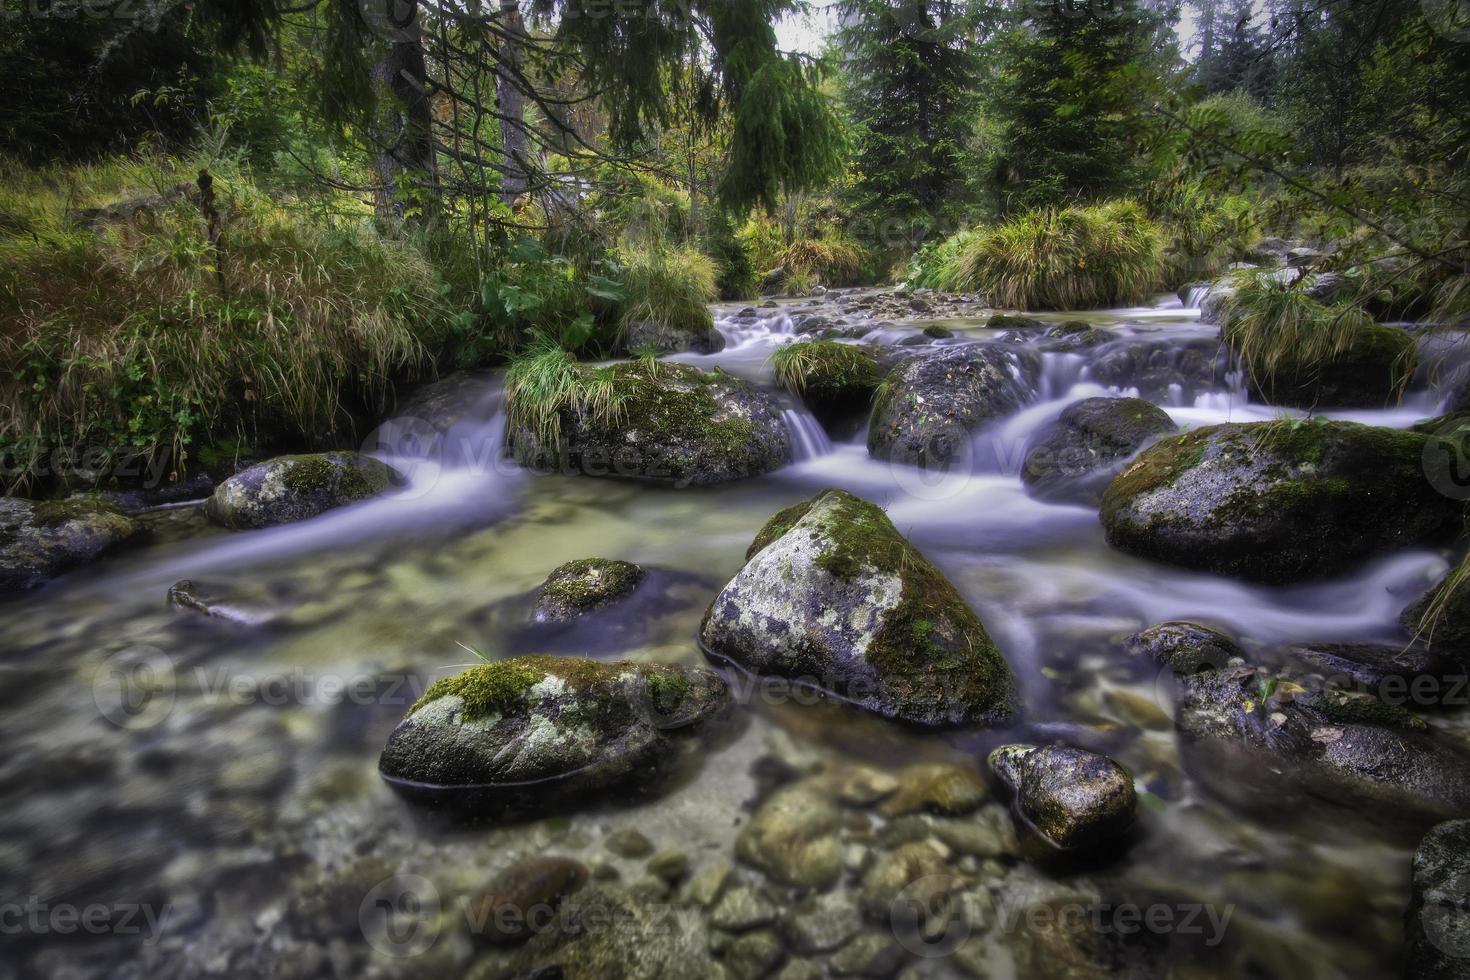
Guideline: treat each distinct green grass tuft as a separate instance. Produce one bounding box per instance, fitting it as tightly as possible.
[504,345,631,449]
[771,340,880,397]
[617,245,717,337]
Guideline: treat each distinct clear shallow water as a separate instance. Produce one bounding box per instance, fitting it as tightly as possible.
[1,293,1464,978]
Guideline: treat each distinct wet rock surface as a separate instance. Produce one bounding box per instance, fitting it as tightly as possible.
[1022,397,1178,505]
[532,558,645,624]
[988,744,1138,852]
[702,489,1017,726]
[204,452,401,530]
[1405,820,1470,979]
[1124,621,1246,673]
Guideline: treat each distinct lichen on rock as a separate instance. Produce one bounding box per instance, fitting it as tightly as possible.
[204,451,401,530]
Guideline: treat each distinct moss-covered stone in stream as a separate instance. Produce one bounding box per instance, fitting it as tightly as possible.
[701,488,1017,726]
[1100,418,1461,584]
[532,558,645,623]
[772,340,882,425]
[204,451,401,530]
[507,360,790,487]
[1021,396,1177,505]
[1401,551,1470,668]
[1223,317,1418,409]
[382,655,733,819]
[0,495,141,591]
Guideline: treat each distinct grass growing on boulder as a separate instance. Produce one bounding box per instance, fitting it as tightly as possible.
[931,201,1164,310]
[0,156,460,491]
[617,245,717,338]
[778,236,869,286]
[771,340,880,398]
[1218,270,1416,403]
[504,345,630,448]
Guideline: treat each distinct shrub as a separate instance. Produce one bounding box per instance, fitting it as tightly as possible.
[778,236,869,287]
[617,245,717,338]
[706,209,757,301]
[0,156,459,491]
[1149,181,1260,286]
[772,340,880,398]
[503,344,629,449]
[932,201,1165,310]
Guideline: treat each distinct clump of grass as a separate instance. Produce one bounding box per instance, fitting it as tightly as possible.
[617,244,717,337]
[1410,551,1470,652]
[771,340,880,397]
[779,236,868,286]
[504,344,630,448]
[0,156,458,491]
[783,268,817,297]
[933,201,1165,310]
[1149,181,1259,286]
[1218,270,1413,402]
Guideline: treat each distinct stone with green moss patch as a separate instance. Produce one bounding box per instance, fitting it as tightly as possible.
[772,340,881,425]
[533,558,645,623]
[0,495,140,591]
[380,655,732,819]
[701,489,1017,726]
[507,360,791,487]
[1100,419,1460,583]
[1021,396,1177,505]
[204,451,401,530]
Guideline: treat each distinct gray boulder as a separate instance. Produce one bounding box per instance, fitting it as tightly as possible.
[0,497,140,591]
[1123,621,1246,674]
[508,361,791,487]
[1101,420,1460,583]
[622,318,726,355]
[1401,555,1470,668]
[1021,397,1177,505]
[701,489,1017,726]
[1405,820,1470,979]
[532,558,645,624]
[378,656,731,818]
[868,345,1040,467]
[204,451,401,530]
[987,744,1137,852]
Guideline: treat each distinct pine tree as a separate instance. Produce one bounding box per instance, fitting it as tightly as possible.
[837,0,980,254]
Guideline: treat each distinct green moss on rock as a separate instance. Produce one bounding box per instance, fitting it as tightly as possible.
[533,558,645,623]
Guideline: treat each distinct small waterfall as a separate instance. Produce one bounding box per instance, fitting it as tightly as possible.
[1183,284,1212,310]
[1039,353,1087,399]
[715,308,796,349]
[783,407,833,462]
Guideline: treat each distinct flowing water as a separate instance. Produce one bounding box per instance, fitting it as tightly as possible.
[2,292,1466,978]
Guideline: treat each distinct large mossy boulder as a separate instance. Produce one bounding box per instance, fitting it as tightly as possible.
[0,497,140,591]
[867,345,1040,466]
[1176,664,1470,826]
[1402,555,1470,668]
[378,656,731,818]
[1227,320,1417,409]
[1101,419,1460,584]
[1021,397,1177,505]
[507,361,791,487]
[1123,621,1246,673]
[204,451,401,530]
[772,339,882,427]
[1405,820,1470,978]
[700,489,1017,726]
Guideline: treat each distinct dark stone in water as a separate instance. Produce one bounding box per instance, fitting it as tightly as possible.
[988,744,1137,852]
[204,452,402,530]
[378,656,732,820]
[1124,621,1246,674]
[532,558,644,624]
[0,496,141,592]
[1405,819,1470,978]
[1021,397,1177,506]
[1401,557,1470,669]
[467,856,588,945]
[1282,642,1465,707]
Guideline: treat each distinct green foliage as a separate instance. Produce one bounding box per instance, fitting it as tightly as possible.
[706,208,758,300]
[504,345,630,449]
[778,237,869,287]
[771,340,880,397]
[1147,180,1260,286]
[617,245,718,336]
[475,235,624,356]
[930,201,1164,310]
[0,156,458,491]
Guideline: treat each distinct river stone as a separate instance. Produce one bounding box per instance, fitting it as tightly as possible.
[1084,336,1232,402]
[829,929,905,977]
[724,929,785,980]
[877,763,988,818]
[1283,642,1463,703]
[735,776,844,890]
[378,656,731,818]
[867,345,1040,467]
[623,318,727,355]
[987,744,1137,852]
[783,891,863,954]
[702,489,1017,726]
[1101,420,1460,584]
[1198,277,1237,325]
[1176,664,1470,825]
[0,497,140,591]
[203,451,401,530]
[1405,820,1470,978]
[466,856,588,945]
[532,558,645,624]
[1021,397,1177,505]
[508,361,791,487]
[859,841,957,920]
[1226,319,1418,409]
[511,882,718,978]
[167,579,277,626]
[1123,621,1245,674]
[709,885,779,931]
[1402,557,1470,668]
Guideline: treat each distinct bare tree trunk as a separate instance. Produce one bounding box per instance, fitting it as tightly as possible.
[497,0,530,205]
[372,1,438,222]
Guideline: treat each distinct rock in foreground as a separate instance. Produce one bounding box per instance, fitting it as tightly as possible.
[0,497,140,591]
[1405,820,1470,979]
[532,558,644,624]
[204,452,401,530]
[988,744,1137,852]
[868,345,1039,466]
[378,656,731,818]
[701,489,1017,726]
[1021,397,1177,505]
[1101,420,1459,583]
